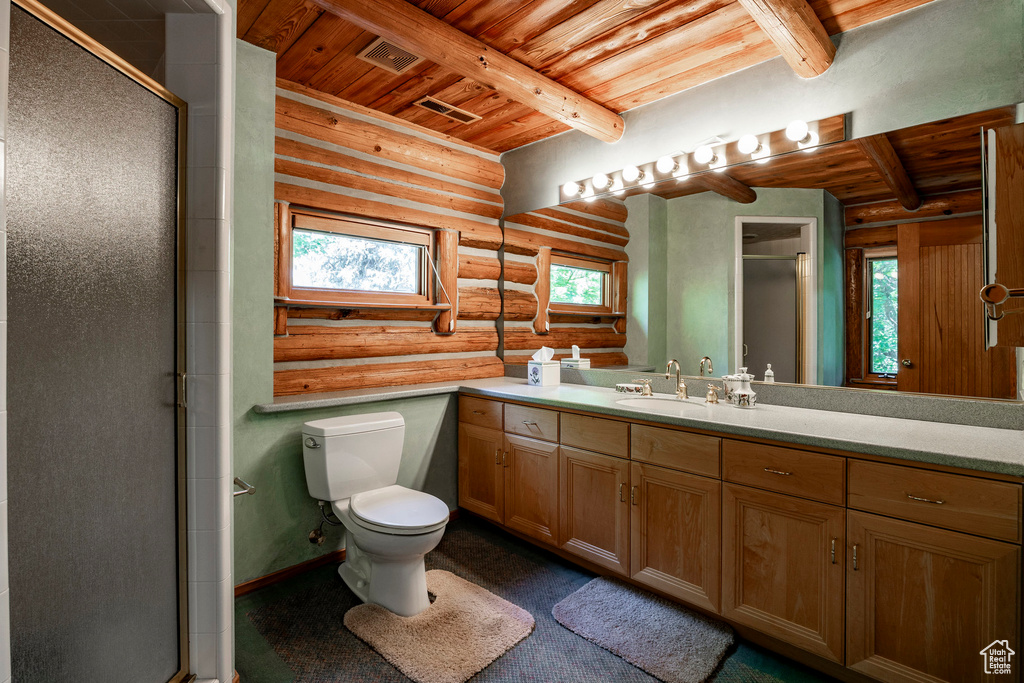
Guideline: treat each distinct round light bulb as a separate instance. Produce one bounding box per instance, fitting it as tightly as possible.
[656,156,678,174]
[674,159,689,178]
[799,131,820,151]
[738,134,761,155]
[562,181,582,196]
[694,145,716,165]
[786,120,810,142]
[621,165,643,183]
[581,187,596,202]
[592,173,611,190]
[610,178,625,196]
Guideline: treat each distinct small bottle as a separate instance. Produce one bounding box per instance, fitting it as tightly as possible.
[764,364,775,383]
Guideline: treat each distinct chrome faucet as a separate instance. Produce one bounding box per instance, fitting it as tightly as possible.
[666,360,688,399]
[699,356,714,377]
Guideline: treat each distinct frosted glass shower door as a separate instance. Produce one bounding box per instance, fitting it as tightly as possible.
[6,5,186,682]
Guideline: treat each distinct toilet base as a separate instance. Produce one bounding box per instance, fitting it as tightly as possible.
[338,524,436,617]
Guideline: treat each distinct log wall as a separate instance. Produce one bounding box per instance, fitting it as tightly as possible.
[502,199,630,368]
[273,80,506,395]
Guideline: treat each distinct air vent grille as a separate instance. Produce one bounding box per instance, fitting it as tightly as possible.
[356,37,424,75]
[413,96,483,124]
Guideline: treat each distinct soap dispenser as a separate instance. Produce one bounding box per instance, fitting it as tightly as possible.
[764,364,775,383]
[735,367,757,408]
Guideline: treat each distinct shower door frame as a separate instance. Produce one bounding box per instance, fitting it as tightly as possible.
[11,1,192,680]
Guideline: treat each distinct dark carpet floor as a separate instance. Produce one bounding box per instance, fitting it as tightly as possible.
[236,517,839,683]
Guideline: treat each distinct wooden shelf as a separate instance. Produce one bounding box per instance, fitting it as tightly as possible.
[275,297,451,311]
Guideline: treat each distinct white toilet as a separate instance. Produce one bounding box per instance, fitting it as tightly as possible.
[301,412,450,617]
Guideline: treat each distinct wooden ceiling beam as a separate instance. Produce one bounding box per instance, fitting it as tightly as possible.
[308,0,625,143]
[736,0,835,78]
[855,133,922,211]
[692,172,758,204]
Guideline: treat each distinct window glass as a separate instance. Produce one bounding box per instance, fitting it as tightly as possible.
[292,228,423,293]
[550,263,605,306]
[869,257,898,374]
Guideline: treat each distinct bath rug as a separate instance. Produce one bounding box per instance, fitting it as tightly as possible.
[344,569,535,683]
[552,577,734,683]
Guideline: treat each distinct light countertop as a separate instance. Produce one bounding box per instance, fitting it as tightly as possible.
[256,377,1024,477]
[457,379,1024,478]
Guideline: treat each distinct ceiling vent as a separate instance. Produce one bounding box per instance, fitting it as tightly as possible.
[356,37,424,75]
[413,96,483,124]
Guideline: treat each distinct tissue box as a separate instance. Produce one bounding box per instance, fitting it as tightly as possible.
[560,358,591,369]
[527,360,560,386]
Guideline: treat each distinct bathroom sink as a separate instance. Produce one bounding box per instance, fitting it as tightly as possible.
[615,397,703,416]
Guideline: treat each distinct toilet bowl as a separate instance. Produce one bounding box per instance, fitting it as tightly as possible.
[301,413,449,617]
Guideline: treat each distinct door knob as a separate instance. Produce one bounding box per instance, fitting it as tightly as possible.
[901,359,912,368]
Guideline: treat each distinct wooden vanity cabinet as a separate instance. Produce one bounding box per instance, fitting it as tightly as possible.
[503,433,559,545]
[722,483,846,663]
[457,422,504,524]
[846,511,1021,683]
[630,461,721,612]
[559,445,630,574]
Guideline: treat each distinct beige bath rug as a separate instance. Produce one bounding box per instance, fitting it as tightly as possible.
[344,569,535,683]
[553,577,734,683]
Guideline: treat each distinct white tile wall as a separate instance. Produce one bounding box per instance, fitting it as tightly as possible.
[166,6,234,681]
[0,0,9,679]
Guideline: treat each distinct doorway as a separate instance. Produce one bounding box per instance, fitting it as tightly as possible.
[735,217,817,383]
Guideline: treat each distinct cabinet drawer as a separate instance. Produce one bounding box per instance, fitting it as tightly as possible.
[560,413,628,458]
[505,404,558,442]
[849,460,1022,543]
[722,440,844,506]
[631,425,720,478]
[459,396,502,430]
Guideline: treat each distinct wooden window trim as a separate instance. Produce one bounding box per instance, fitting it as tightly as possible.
[860,246,898,385]
[278,206,450,310]
[548,252,613,315]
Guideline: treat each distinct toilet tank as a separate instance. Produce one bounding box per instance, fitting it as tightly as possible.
[301,412,406,502]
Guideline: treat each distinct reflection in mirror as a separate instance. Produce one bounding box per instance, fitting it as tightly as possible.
[502,105,1023,401]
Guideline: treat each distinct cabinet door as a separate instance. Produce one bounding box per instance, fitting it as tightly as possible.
[631,462,721,613]
[504,433,559,545]
[722,483,845,662]
[847,511,1020,683]
[559,446,630,575]
[457,423,504,524]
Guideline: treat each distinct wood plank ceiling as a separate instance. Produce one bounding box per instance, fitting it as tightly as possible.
[239,0,938,153]
[651,107,1016,215]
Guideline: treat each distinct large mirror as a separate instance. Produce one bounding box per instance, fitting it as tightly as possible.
[502,105,1023,401]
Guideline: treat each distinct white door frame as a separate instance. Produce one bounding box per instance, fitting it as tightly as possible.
[734,216,818,383]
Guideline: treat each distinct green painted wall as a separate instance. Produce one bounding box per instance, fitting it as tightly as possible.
[662,188,843,381]
[231,41,460,583]
[623,194,668,367]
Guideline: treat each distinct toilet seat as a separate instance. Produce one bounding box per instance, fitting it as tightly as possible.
[348,485,450,536]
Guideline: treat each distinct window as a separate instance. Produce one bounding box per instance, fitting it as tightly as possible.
[282,210,435,307]
[866,254,898,375]
[549,254,611,314]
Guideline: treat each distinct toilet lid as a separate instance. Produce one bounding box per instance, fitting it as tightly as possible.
[349,485,450,531]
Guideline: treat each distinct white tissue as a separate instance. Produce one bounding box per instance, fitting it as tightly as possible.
[531,346,555,362]
[572,345,580,359]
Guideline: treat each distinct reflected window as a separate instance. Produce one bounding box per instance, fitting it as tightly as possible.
[868,257,898,374]
[549,255,611,313]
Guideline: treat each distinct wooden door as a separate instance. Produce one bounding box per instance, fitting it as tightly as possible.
[722,483,846,662]
[457,423,504,523]
[847,511,1020,683]
[503,433,559,545]
[631,463,721,612]
[559,446,630,575]
[897,219,1016,398]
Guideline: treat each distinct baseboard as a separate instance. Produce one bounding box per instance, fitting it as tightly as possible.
[233,508,461,597]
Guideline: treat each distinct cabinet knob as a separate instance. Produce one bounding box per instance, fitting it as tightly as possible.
[619,483,627,503]
[852,543,859,571]
[901,359,912,368]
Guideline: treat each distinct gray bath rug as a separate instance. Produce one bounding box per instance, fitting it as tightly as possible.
[552,577,734,683]
[344,569,535,683]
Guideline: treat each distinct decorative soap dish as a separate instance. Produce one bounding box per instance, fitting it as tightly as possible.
[615,383,646,394]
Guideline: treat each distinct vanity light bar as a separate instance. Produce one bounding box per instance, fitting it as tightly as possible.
[560,115,846,201]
